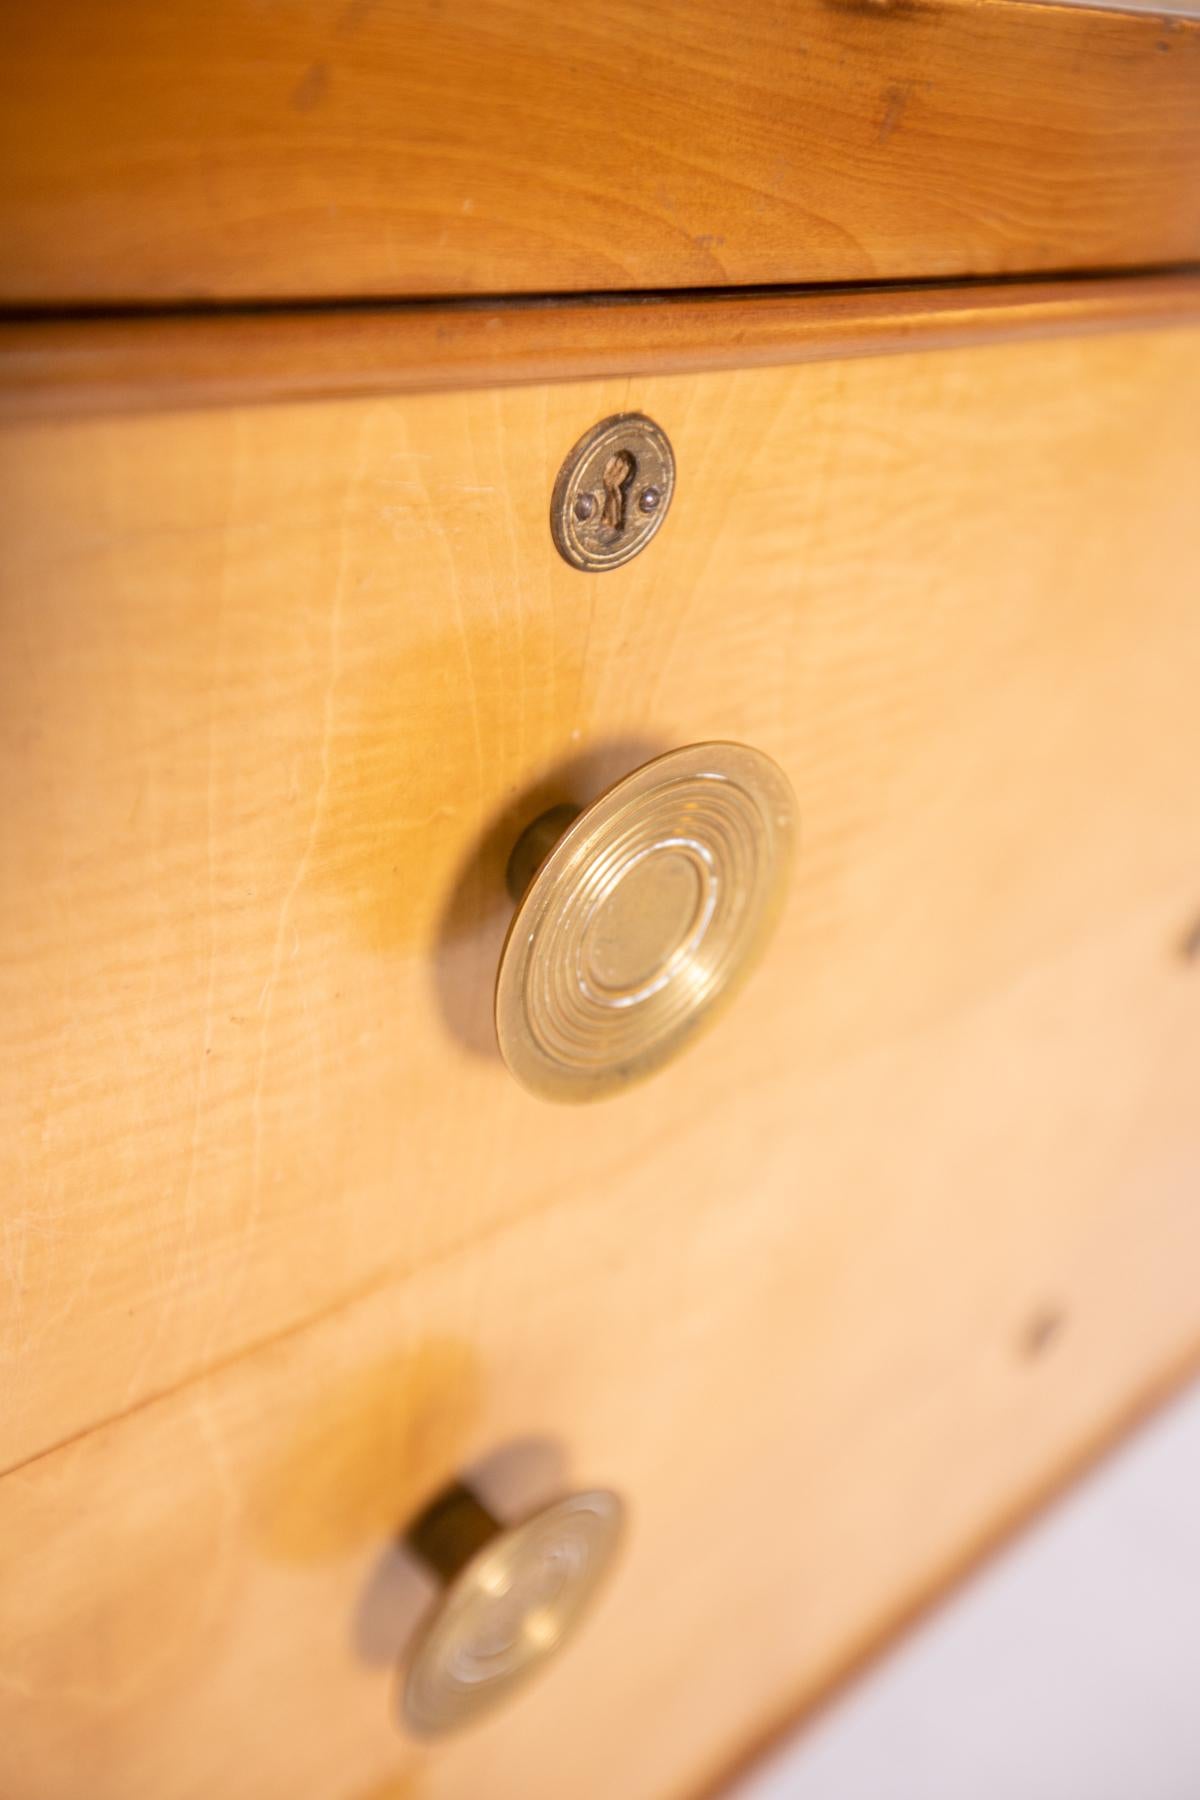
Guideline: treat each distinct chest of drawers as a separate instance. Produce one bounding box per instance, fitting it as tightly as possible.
[3,6,1200,1797]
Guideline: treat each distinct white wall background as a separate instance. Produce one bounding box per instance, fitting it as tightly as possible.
[732,1382,1200,1800]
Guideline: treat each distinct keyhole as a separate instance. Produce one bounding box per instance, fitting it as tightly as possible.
[600,450,636,532]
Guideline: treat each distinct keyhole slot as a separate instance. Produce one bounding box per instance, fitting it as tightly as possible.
[600,450,637,533]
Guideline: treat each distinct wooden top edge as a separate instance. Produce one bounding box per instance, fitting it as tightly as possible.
[2,274,1200,423]
[4,0,1200,305]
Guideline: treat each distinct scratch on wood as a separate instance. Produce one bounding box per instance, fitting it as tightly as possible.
[876,84,910,144]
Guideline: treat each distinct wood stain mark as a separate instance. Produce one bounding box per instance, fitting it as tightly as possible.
[1178,912,1200,964]
[875,84,910,144]
[251,1338,483,1563]
[349,1779,426,1800]
[335,0,377,37]
[1019,1305,1066,1361]
[309,606,576,962]
[291,62,330,112]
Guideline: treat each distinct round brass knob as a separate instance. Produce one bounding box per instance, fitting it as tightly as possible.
[402,1482,624,1736]
[495,742,796,1102]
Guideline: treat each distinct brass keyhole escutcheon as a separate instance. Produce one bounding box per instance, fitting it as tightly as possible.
[495,742,797,1102]
[550,413,675,571]
[401,1480,625,1736]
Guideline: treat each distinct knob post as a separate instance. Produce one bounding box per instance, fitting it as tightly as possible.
[505,804,581,903]
[407,1483,501,1585]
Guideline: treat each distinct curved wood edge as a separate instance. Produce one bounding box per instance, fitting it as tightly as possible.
[3,273,1200,422]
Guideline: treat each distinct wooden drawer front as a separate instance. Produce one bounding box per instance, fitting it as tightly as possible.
[3,324,1200,1799]
[3,0,1200,305]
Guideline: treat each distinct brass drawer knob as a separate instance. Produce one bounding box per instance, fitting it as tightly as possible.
[495,742,796,1101]
[403,1483,624,1736]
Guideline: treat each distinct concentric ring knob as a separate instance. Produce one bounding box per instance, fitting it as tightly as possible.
[402,1482,624,1736]
[495,742,796,1102]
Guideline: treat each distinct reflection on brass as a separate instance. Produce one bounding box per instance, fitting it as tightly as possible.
[550,414,675,571]
[496,742,797,1102]
[402,1481,624,1737]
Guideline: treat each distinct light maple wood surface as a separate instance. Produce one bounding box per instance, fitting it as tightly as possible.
[3,0,1200,305]
[2,325,1200,1798]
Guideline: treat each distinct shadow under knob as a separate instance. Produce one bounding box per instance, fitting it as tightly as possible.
[402,1482,624,1736]
[495,742,796,1102]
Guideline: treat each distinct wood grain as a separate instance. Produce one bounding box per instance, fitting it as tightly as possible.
[2,271,1200,422]
[3,0,1200,305]
[3,325,1200,1473]
[2,877,1199,1800]
[3,323,1200,1797]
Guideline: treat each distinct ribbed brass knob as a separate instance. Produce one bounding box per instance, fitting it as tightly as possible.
[402,1483,624,1736]
[495,742,796,1102]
